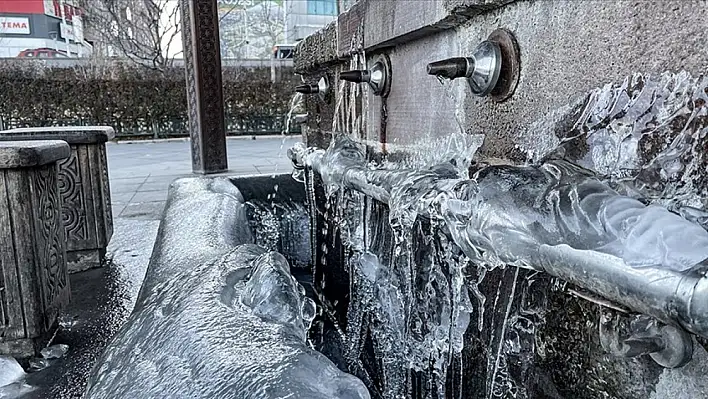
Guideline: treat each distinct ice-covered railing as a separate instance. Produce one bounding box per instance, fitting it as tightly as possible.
[289,135,708,339]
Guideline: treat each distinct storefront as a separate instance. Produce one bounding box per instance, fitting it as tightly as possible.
[0,0,88,57]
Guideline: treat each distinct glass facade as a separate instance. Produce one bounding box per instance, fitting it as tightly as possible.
[307,0,336,15]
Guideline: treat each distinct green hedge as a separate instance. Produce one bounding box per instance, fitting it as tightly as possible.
[0,62,300,137]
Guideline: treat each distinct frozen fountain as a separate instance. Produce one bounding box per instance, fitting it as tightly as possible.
[81,2,708,399]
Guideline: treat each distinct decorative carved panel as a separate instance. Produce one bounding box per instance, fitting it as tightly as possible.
[57,150,88,243]
[181,0,227,174]
[99,145,113,240]
[0,259,6,330]
[32,165,68,330]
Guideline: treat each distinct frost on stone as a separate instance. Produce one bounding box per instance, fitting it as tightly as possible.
[85,244,369,399]
[0,356,32,399]
[0,356,24,388]
[41,344,69,360]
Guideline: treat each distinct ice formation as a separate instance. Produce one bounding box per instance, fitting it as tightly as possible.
[0,356,32,399]
[293,134,708,273]
[289,102,708,396]
[85,177,369,399]
[0,356,24,388]
[86,244,369,399]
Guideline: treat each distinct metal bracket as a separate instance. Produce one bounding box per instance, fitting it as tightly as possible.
[488,28,521,102]
[599,309,693,368]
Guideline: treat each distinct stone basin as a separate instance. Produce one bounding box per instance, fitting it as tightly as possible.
[84,174,369,399]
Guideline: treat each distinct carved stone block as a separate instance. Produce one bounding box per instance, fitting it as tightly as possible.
[0,140,71,357]
[0,127,115,272]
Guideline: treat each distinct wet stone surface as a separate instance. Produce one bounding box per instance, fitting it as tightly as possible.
[19,218,158,399]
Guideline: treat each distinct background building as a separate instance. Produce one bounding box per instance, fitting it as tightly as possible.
[0,0,89,57]
[218,0,337,59]
[283,0,336,43]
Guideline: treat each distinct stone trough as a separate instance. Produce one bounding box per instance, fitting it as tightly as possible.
[0,127,114,273]
[84,174,369,399]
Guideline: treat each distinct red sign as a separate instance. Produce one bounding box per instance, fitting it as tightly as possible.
[0,0,44,15]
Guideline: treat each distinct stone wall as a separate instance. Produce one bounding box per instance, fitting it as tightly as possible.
[296,0,708,159]
[295,1,708,398]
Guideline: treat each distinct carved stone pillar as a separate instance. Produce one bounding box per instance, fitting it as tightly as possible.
[180,0,228,174]
[0,140,71,357]
[0,127,115,272]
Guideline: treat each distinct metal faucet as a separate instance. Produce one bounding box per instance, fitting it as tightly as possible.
[427,29,521,101]
[339,54,392,97]
[295,76,330,100]
[427,40,501,97]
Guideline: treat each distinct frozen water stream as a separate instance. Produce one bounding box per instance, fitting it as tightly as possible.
[85,244,370,399]
[293,134,708,273]
[289,71,708,398]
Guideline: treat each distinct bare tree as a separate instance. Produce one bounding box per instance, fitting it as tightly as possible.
[218,0,284,59]
[81,0,182,71]
[248,1,284,58]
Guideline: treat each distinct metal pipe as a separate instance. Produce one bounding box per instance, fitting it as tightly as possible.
[288,140,708,339]
[535,244,708,338]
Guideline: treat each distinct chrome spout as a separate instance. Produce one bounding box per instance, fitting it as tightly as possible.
[426,57,474,80]
[295,84,318,94]
[295,76,330,100]
[340,54,392,97]
[427,29,521,101]
[427,40,501,97]
[340,70,371,83]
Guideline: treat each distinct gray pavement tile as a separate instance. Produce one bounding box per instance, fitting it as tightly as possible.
[131,190,169,203]
[111,183,143,194]
[143,174,187,184]
[112,204,126,217]
[145,168,194,177]
[107,137,302,221]
[137,181,174,193]
[110,192,136,204]
[119,202,166,220]
[109,171,151,180]
[110,176,149,185]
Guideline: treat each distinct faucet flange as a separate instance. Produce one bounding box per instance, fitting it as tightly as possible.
[427,29,520,101]
[340,54,392,97]
[488,28,521,102]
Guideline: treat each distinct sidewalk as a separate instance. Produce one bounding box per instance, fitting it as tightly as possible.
[109,137,298,220]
